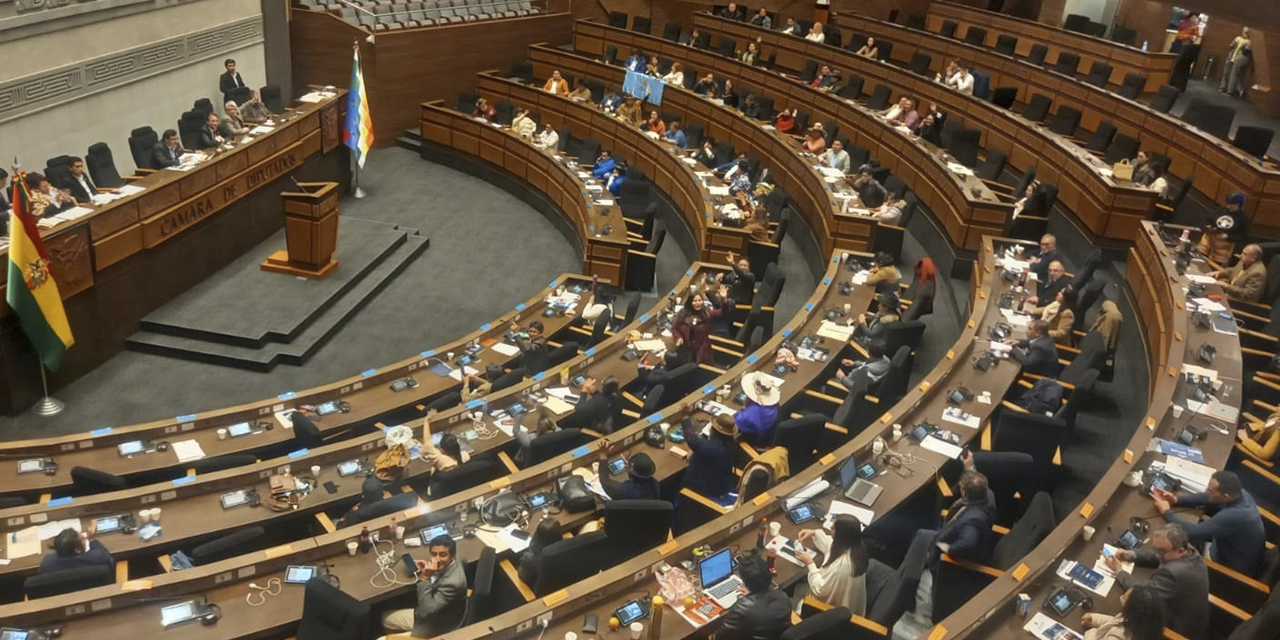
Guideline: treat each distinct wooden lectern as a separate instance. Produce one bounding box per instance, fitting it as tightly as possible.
[261,182,340,278]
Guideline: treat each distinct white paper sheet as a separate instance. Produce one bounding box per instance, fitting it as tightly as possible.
[919,436,964,459]
[1186,274,1217,284]
[171,439,206,462]
[825,499,875,526]
[495,523,531,553]
[447,365,480,381]
[116,184,146,196]
[541,396,574,415]
[1024,612,1083,640]
[941,407,981,429]
[490,342,520,357]
[38,518,82,540]
[816,321,855,342]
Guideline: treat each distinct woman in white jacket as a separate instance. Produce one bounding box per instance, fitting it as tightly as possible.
[793,515,869,614]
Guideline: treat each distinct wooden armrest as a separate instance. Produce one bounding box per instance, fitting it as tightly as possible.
[158,555,173,573]
[981,423,993,450]
[1206,558,1271,593]
[739,441,762,460]
[500,558,536,602]
[497,450,519,473]
[1155,202,1174,212]
[1242,458,1280,485]
[1001,400,1029,413]
[1021,373,1075,390]
[116,559,128,583]
[627,249,657,259]
[621,409,641,419]
[134,168,157,176]
[699,363,727,374]
[981,179,1013,191]
[824,422,849,434]
[936,476,953,498]
[864,395,881,404]
[1253,398,1278,414]
[315,512,337,533]
[805,389,843,405]
[826,378,849,393]
[709,335,744,348]
[622,391,644,408]
[1058,344,1081,356]
[712,343,744,358]
[566,325,593,338]
[940,553,1004,578]
[802,595,835,612]
[581,428,605,438]
[849,614,890,636]
[680,487,731,514]
[1209,593,1252,621]
[849,340,870,359]
[1241,328,1278,345]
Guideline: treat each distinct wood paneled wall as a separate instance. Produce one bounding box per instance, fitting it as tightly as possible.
[571,0,936,34]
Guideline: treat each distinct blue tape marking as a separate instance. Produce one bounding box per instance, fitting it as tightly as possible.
[639,314,649,322]
[747,354,759,364]
[516,303,526,311]
[805,303,815,311]
[585,347,597,356]
[549,279,558,287]
[686,269,694,276]
[833,256,840,263]
[647,413,664,424]
[90,427,113,437]
[783,328,793,338]
[361,369,376,378]
[533,372,546,381]
[172,476,196,486]
[702,384,716,394]
[466,399,484,409]
[176,414,197,423]
[571,445,591,458]
[47,497,72,507]
[289,449,309,459]
[823,278,832,285]
[481,323,491,331]
[588,225,595,232]
[278,392,297,401]
[421,350,435,358]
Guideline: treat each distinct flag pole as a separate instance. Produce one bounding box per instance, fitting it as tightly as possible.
[351,39,367,199]
[32,364,64,417]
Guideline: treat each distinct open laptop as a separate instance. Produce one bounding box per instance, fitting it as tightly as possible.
[838,457,883,507]
[698,548,744,608]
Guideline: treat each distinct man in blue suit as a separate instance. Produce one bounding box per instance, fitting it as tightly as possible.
[606,165,626,196]
[592,150,615,179]
[665,119,688,148]
[624,50,646,73]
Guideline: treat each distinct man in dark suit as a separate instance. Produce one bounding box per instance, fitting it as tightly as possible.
[65,157,98,203]
[219,58,246,104]
[900,469,997,623]
[719,252,756,304]
[713,555,791,640]
[718,2,745,21]
[1032,259,1071,305]
[1005,319,1060,377]
[151,129,186,169]
[40,526,114,574]
[1028,233,1061,282]
[380,535,468,639]
[198,112,226,149]
[1107,525,1209,640]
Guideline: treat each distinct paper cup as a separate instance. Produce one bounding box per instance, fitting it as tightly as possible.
[629,622,644,640]
[310,465,321,477]
[217,428,228,440]
[565,633,578,640]
[138,509,152,524]
[1172,405,1184,418]
[347,541,359,556]
[768,521,782,537]
[1082,525,1095,541]
[150,508,161,522]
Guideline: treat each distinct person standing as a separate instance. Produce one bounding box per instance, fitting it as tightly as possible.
[673,286,731,364]
[735,372,780,446]
[219,58,246,104]
[1221,28,1252,94]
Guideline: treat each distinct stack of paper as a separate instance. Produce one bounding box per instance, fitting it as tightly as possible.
[816,320,855,342]
[826,499,875,526]
[490,342,520,357]
[171,439,206,462]
[1164,456,1214,492]
[708,186,731,196]
[116,184,146,196]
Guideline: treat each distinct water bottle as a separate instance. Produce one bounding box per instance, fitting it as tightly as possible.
[1142,40,1148,53]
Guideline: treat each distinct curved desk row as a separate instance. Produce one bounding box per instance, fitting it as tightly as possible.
[571,20,1011,251]
[926,1,1176,93]
[688,14,1168,246]
[938,221,1248,639]
[0,250,858,638]
[792,12,1280,232]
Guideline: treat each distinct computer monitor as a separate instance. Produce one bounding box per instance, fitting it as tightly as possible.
[697,548,734,589]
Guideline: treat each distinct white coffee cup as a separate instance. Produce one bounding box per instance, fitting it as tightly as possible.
[1172,405,1185,418]
[217,428,228,440]
[768,521,782,537]
[311,465,321,477]
[630,622,644,640]
[395,525,405,540]
[347,541,359,556]
[150,508,161,522]
[1082,525,1095,541]
[565,633,578,640]
[139,509,152,524]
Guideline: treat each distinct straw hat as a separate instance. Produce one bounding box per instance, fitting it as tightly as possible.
[741,372,781,406]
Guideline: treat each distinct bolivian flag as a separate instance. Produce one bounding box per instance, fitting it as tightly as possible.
[6,176,74,371]
[344,43,373,168]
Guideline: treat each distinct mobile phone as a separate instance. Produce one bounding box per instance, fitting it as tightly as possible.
[1102,546,1114,559]
[527,492,551,509]
[401,553,417,577]
[511,529,532,541]
[323,481,339,494]
[786,504,817,525]
[583,613,599,634]
[856,463,878,479]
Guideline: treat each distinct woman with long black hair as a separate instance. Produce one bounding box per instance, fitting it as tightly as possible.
[672,286,731,364]
[793,515,870,614]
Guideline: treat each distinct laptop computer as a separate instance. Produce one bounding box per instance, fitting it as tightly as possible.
[838,457,884,506]
[698,548,744,608]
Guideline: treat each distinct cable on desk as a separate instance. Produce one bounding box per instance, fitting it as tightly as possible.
[370,538,417,589]
[245,577,281,606]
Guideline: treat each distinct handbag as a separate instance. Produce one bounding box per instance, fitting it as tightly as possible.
[374,444,411,482]
[556,476,595,513]
[1112,158,1134,182]
[480,491,527,527]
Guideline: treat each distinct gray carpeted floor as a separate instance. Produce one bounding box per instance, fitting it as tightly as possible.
[0,148,588,439]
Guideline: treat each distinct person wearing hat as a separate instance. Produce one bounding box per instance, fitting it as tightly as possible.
[681,411,737,498]
[1197,192,1247,265]
[601,452,661,500]
[735,371,781,446]
[853,292,901,354]
[1212,243,1267,302]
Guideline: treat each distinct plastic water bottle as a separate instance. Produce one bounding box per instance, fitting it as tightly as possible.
[1142,40,1149,53]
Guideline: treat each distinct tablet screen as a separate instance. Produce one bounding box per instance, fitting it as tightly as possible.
[316,401,340,415]
[118,441,145,456]
[528,493,549,508]
[616,601,645,625]
[16,459,43,473]
[0,630,30,640]
[789,505,815,524]
[95,516,121,533]
[221,491,248,508]
[227,422,254,437]
[160,602,196,627]
[285,565,315,584]
[337,460,362,476]
[608,458,627,475]
[420,524,449,544]
[1047,591,1073,616]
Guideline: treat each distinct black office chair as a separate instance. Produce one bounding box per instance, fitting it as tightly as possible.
[865,84,892,110]
[1061,331,1106,386]
[191,526,266,565]
[1071,248,1105,292]
[1082,122,1117,153]
[993,412,1066,465]
[1149,85,1181,114]
[338,491,418,528]
[976,149,1008,182]
[259,85,285,113]
[1111,25,1137,47]
[772,414,826,470]
[456,546,497,627]
[297,575,371,640]
[906,14,925,30]
[939,20,957,38]
[190,453,257,475]
[1102,133,1140,164]
[531,530,610,595]
[784,607,857,639]
[1062,14,1090,33]
[456,90,480,113]
[1053,52,1081,76]
[525,429,590,466]
[990,86,1017,109]
[24,565,114,600]
[127,126,159,170]
[1023,94,1052,123]
[909,52,932,76]
[1056,369,1100,429]
[1118,72,1147,99]
[662,22,682,42]
[70,466,128,494]
[1233,126,1275,159]
[1026,43,1048,66]
[947,129,981,168]
[604,500,673,557]
[289,411,324,449]
[1199,104,1237,141]
[607,11,627,28]
[491,367,525,392]
[576,138,601,165]
[717,36,737,58]
[631,15,650,34]
[84,142,127,188]
[1084,62,1113,88]
[428,458,500,497]
[838,75,865,101]
[880,320,927,354]
[192,98,214,116]
[994,34,1018,56]
[877,40,893,62]
[963,26,987,47]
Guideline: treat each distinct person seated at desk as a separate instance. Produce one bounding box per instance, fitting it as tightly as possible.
[599,89,625,112]
[717,252,756,305]
[1148,160,1171,202]
[339,475,392,526]
[1103,524,1209,640]
[624,49,647,73]
[693,72,717,98]
[219,58,246,105]
[567,81,592,103]
[460,372,491,403]
[819,139,851,173]
[866,252,901,291]
[645,55,660,77]
[743,205,770,241]
[673,286,731,365]
[616,97,644,126]
[40,525,113,574]
[720,78,739,108]
[1003,318,1060,377]
[65,156,98,203]
[601,451,660,500]
[509,318,549,373]
[517,519,562,585]
[1211,243,1267,302]
[665,119,688,148]
[420,412,469,472]
[636,351,678,396]
[1026,233,1060,282]
[1007,184,1047,230]
[514,406,560,466]
[945,61,974,95]
[779,17,802,37]
[662,62,685,86]
[680,412,738,498]
[717,151,748,176]
[750,7,771,29]
[1197,191,1247,265]
[511,107,536,139]
[683,28,705,48]
[793,515,869,615]
[853,166,887,208]
[1131,150,1157,187]
[220,101,250,138]
[772,108,797,134]
[810,64,834,89]
[1080,584,1166,640]
[1151,470,1266,576]
[718,1,744,21]
[1035,286,1076,346]
[875,192,905,225]
[739,93,762,119]
[1031,259,1071,306]
[543,69,569,96]
[853,292,901,352]
[152,128,187,169]
[835,348,891,391]
[591,150,616,179]
[900,465,995,622]
[856,36,879,59]
[1238,407,1280,463]
[914,113,944,146]
[739,41,760,66]
[884,97,920,129]
[801,128,826,155]
[198,112,226,148]
[694,138,718,167]
[713,554,791,640]
[26,173,75,218]
[735,372,780,447]
[804,22,826,43]
[534,123,559,150]
[380,535,468,639]
[606,164,626,197]
[642,111,665,135]
[473,97,497,123]
[238,89,271,121]
[565,375,624,433]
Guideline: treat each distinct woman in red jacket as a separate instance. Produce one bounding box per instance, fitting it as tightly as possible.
[673,285,731,364]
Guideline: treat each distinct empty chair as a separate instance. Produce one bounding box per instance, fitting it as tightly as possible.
[1084,61,1113,88]
[297,573,371,640]
[1118,72,1147,99]
[1102,133,1140,164]
[1233,126,1275,159]
[24,565,113,600]
[576,138,601,165]
[177,110,204,149]
[1053,52,1081,76]
[1056,369,1099,429]
[840,75,865,100]
[1111,25,1137,47]
[1063,14,1091,33]
[975,149,1008,182]
[865,84,892,110]
[662,21,682,42]
[510,61,533,82]
[772,414,826,470]
[607,11,627,28]
[530,530,610,595]
[947,129,981,168]
[994,34,1017,56]
[1199,104,1236,140]
[429,459,500,497]
[70,466,127,494]
[963,26,987,47]
[291,411,324,448]
[524,428,589,466]
[127,126,159,170]
[604,500,673,557]
[993,412,1066,465]
[338,491,418,528]
[85,142,127,187]
[801,59,819,84]
[490,367,525,392]
[192,97,214,116]
[717,36,737,58]
[1026,43,1048,66]
[939,20,957,38]
[631,16,650,34]
[1084,121,1117,152]
[876,40,893,61]
[906,14,925,30]
[910,52,931,76]
[990,86,1017,109]
[259,85,285,113]
[191,526,266,565]
[824,23,842,47]
[1149,84,1181,113]
[1023,94,1052,123]
[190,453,257,475]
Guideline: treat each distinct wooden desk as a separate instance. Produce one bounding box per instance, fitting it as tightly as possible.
[0,92,351,414]
[572,20,1012,252]
[926,1,1176,94]
[937,221,1245,640]
[791,12,1280,234]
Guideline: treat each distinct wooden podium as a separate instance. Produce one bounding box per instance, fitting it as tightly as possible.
[261,182,340,278]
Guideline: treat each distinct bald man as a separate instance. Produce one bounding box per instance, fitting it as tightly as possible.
[1214,244,1267,302]
[1027,234,1060,282]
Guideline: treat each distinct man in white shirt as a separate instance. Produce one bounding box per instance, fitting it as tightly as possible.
[535,124,558,150]
[947,62,974,95]
[820,140,850,173]
[66,157,98,203]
